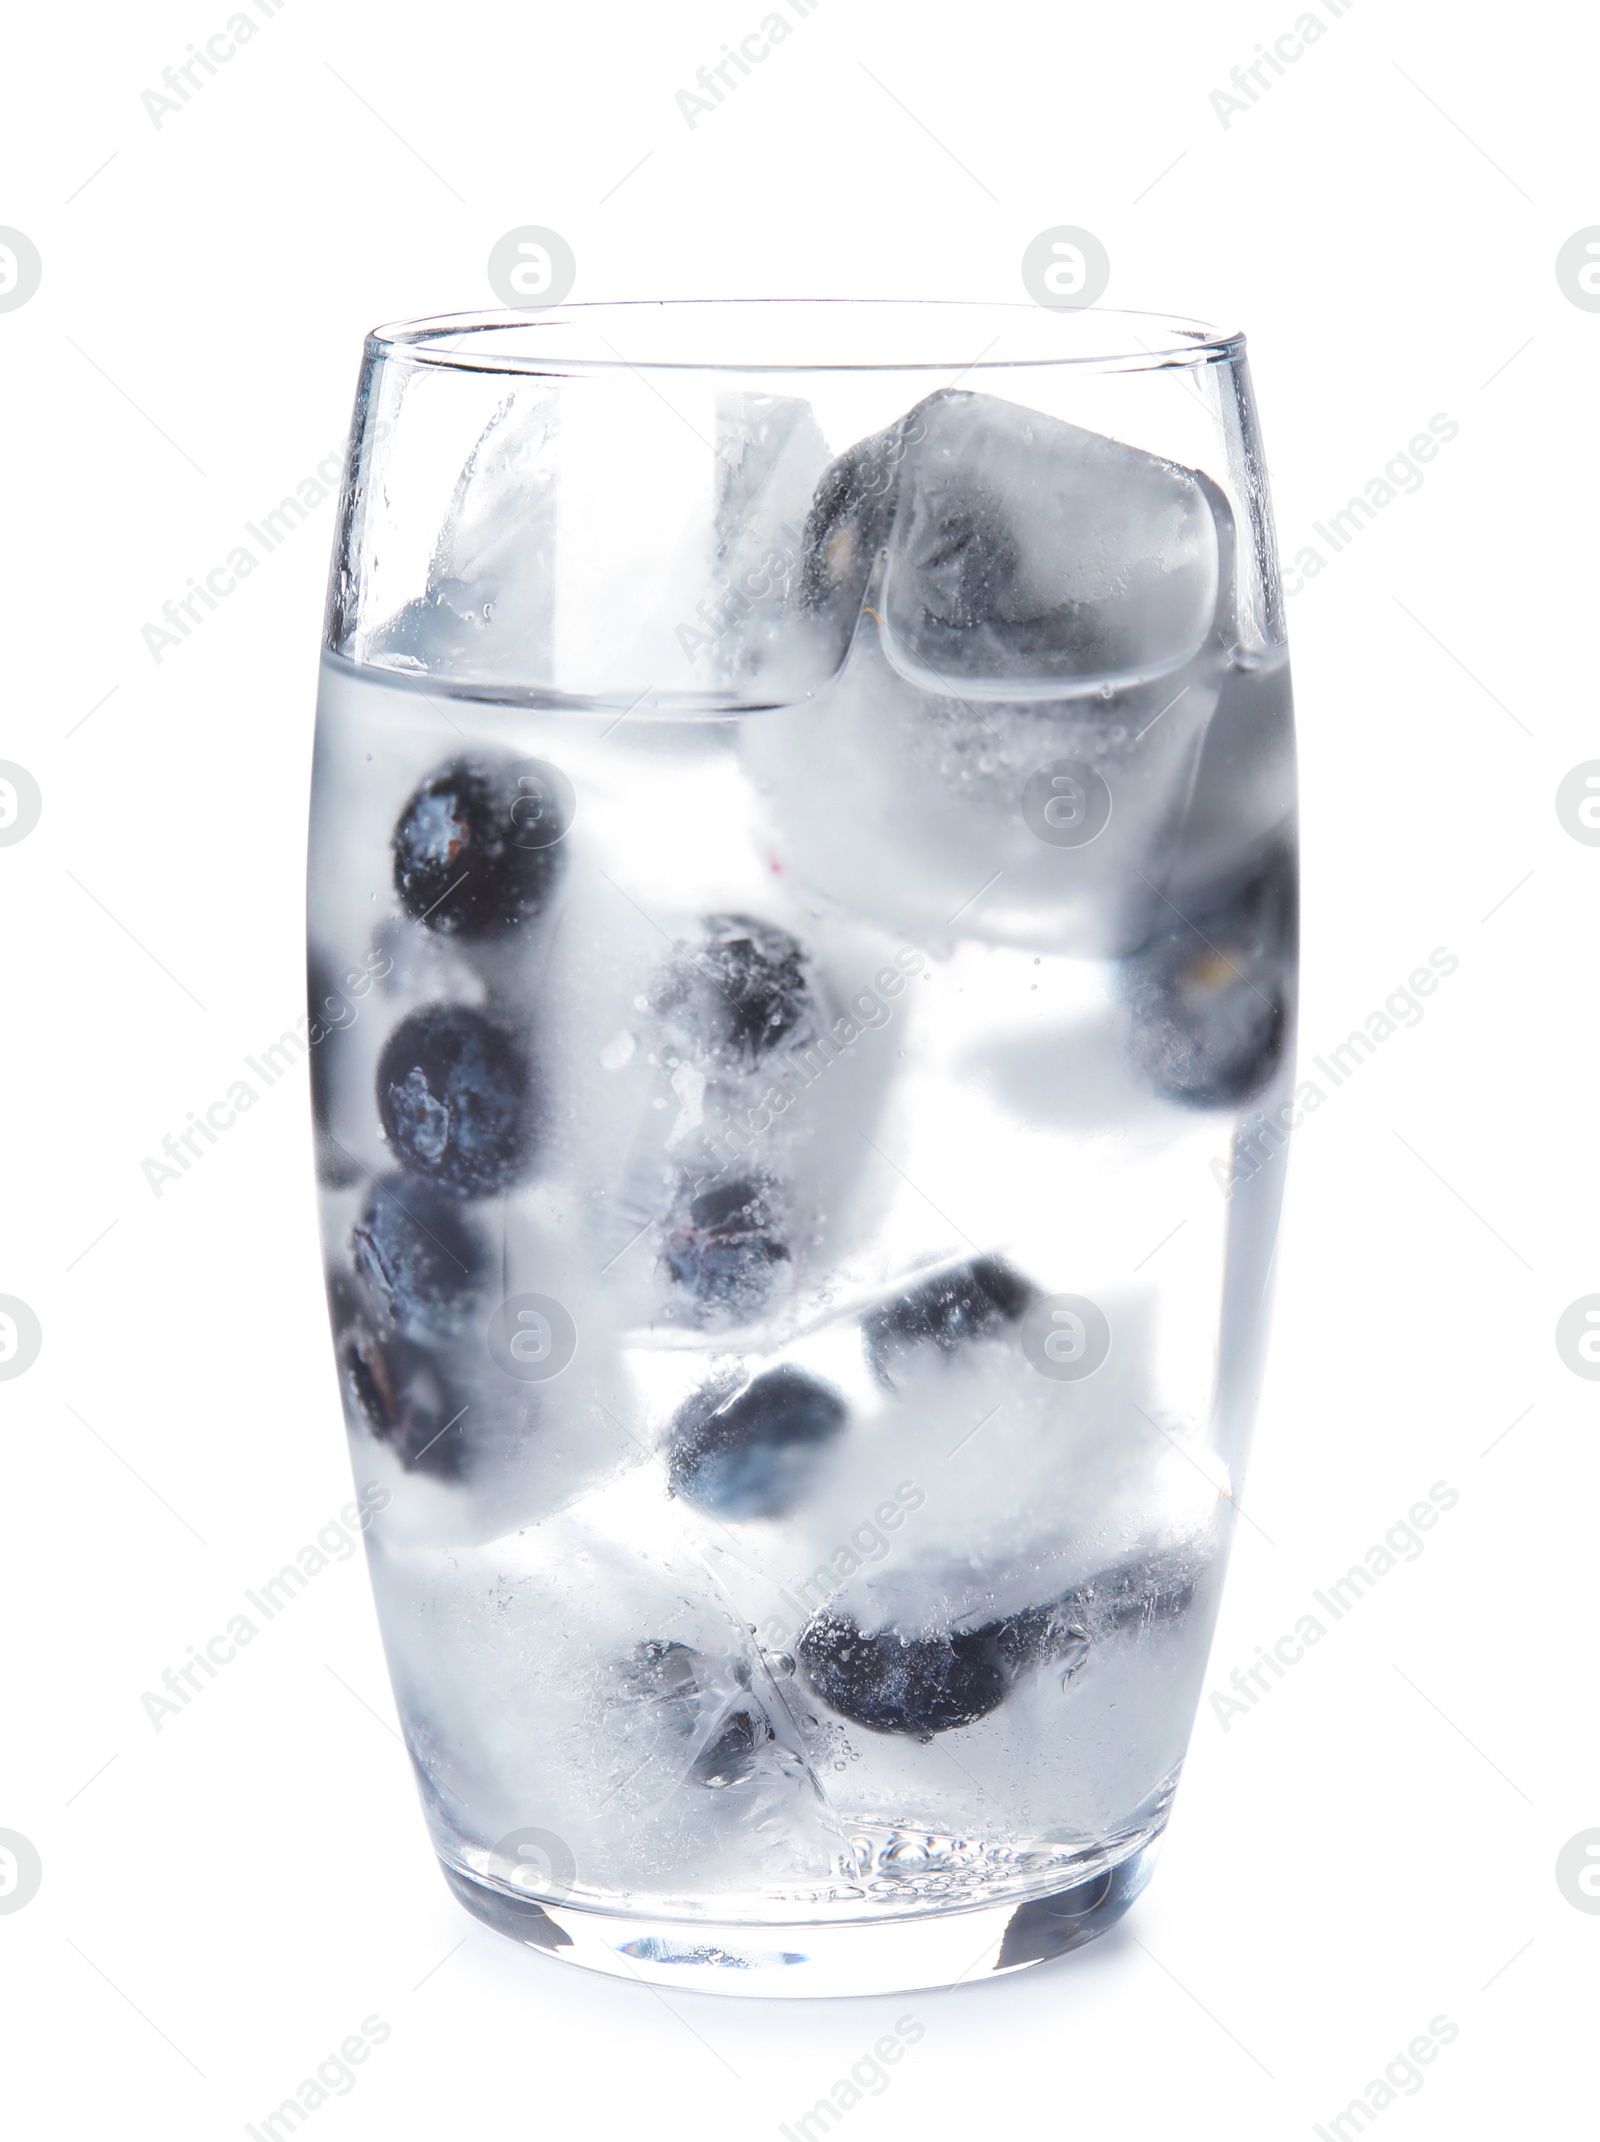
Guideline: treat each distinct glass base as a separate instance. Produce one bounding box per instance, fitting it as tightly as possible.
[439,1832,1159,1999]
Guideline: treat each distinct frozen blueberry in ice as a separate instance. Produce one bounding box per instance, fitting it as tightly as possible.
[1122,845,1294,1110]
[377,1004,535,1197]
[863,1254,1036,1387]
[331,1283,465,1481]
[799,406,930,644]
[660,1177,790,1320]
[654,915,809,1069]
[690,1704,775,1788]
[669,1365,847,1519]
[350,1176,486,1342]
[392,755,566,939]
[796,1612,1009,1739]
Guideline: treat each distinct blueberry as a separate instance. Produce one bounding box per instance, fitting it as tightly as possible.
[392,756,565,939]
[654,915,809,1069]
[350,1176,486,1341]
[796,1612,1009,1738]
[330,1281,465,1480]
[799,1547,1204,1744]
[863,1255,1036,1387]
[690,1704,775,1788]
[377,1004,535,1197]
[1122,846,1295,1110]
[669,1365,847,1519]
[660,1177,790,1320]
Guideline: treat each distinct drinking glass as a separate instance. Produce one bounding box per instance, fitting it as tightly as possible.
[307,301,1296,1997]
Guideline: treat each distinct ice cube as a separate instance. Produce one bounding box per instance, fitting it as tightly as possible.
[702,393,831,694]
[367,387,558,678]
[651,914,812,1072]
[742,623,1223,957]
[689,1701,777,1788]
[877,389,1228,699]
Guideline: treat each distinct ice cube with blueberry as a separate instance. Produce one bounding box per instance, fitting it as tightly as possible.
[874,389,1229,700]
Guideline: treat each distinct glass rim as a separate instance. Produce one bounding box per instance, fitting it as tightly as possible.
[365,300,1246,378]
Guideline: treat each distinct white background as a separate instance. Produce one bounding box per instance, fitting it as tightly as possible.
[1,0,1593,2134]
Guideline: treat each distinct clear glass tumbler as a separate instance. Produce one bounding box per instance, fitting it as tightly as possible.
[307,301,1296,1998]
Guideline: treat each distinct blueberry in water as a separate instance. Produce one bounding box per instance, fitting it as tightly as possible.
[796,1612,1008,1738]
[330,1281,465,1480]
[690,1703,775,1788]
[1122,846,1295,1110]
[392,756,566,939]
[350,1176,486,1341]
[660,1177,790,1320]
[654,915,809,1069]
[377,1004,535,1197]
[669,1365,847,1519]
[863,1254,1036,1387]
